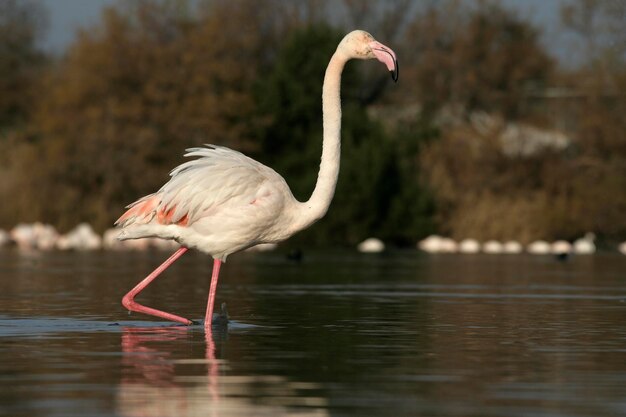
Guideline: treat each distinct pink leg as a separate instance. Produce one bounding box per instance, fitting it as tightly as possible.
[122,247,192,325]
[204,259,222,329]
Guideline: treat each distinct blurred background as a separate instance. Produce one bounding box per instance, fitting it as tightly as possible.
[0,0,624,248]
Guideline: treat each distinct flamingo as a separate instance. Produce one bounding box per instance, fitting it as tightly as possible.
[57,223,102,251]
[527,240,551,254]
[357,237,385,253]
[502,240,523,254]
[418,235,458,253]
[458,238,480,254]
[115,30,398,330]
[482,240,504,254]
[573,232,596,254]
[551,240,572,256]
[418,235,444,253]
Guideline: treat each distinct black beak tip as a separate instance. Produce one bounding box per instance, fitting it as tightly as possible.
[390,61,399,83]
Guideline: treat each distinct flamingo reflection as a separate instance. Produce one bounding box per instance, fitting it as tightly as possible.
[117,318,328,416]
[118,325,222,417]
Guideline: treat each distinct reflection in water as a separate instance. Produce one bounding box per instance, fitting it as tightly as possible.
[1,251,625,417]
[117,326,328,417]
[121,327,189,386]
[118,326,226,417]
[205,328,220,413]
[118,326,199,416]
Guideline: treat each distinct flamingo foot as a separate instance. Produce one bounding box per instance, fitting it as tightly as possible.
[122,294,193,325]
[211,302,229,327]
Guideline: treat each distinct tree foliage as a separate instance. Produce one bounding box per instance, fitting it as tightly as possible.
[3,1,265,231]
[0,0,624,246]
[0,0,46,131]
[404,1,553,119]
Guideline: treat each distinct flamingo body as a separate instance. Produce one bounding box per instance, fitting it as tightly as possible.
[551,240,572,255]
[573,233,596,255]
[117,145,301,261]
[527,240,551,254]
[502,241,523,254]
[458,239,480,254]
[357,237,385,253]
[482,240,504,254]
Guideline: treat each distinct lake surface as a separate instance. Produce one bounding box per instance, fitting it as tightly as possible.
[0,248,624,417]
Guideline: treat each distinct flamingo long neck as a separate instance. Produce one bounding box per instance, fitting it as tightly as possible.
[298,51,347,229]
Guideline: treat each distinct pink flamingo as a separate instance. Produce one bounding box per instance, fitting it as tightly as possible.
[115,30,398,330]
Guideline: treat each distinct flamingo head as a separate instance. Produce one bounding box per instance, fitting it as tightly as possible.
[338,30,399,82]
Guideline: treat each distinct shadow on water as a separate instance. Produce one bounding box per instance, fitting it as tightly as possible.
[0,249,625,416]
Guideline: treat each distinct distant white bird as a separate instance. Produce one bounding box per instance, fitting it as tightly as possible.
[527,240,551,254]
[357,237,385,253]
[114,30,399,330]
[458,239,480,253]
[439,237,458,253]
[618,242,626,255]
[502,241,523,254]
[33,223,59,251]
[551,240,572,255]
[482,240,503,254]
[418,235,444,253]
[573,233,596,254]
[10,223,37,250]
[9,222,60,250]
[57,223,102,251]
[419,235,458,253]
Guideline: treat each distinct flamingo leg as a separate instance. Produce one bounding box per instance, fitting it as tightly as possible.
[122,246,192,325]
[204,259,222,329]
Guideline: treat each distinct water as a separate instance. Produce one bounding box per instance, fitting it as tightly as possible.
[0,249,624,417]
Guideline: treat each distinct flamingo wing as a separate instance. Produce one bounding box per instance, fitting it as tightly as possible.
[116,145,281,228]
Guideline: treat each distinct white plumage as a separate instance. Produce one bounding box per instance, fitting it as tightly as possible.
[117,145,298,260]
[573,233,596,255]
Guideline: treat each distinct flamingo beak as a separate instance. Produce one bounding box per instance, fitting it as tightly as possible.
[369,41,399,82]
